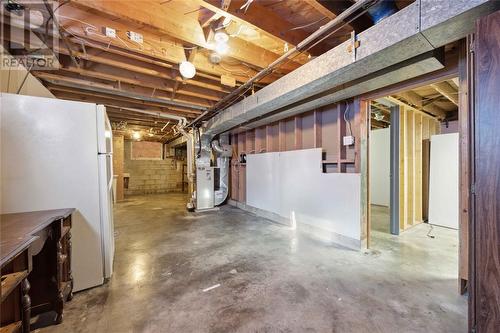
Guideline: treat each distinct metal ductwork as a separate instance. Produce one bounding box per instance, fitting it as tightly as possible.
[205,0,498,136]
[211,135,231,206]
[192,131,232,210]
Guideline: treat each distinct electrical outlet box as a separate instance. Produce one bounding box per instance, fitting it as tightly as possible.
[103,27,116,38]
[343,135,355,146]
[127,31,143,44]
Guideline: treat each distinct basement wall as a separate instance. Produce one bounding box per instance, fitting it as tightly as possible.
[124,140,184,195]
[229,100,363,249]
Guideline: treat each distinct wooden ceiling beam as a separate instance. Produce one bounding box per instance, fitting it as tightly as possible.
[59,65,227,100]
[53,4,274,82]
[49,88,201,117]
[430,81,459,106]
[199,0,325,55]
[56,48,230,93]
[388,94,447,120]
[34,71,213,108]
[68,0,302,71]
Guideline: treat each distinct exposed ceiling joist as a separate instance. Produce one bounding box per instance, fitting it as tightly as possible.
[430,81,459,106]
[68,0,302,71]
[199,0,327,55]
[34,72,212,108]
[387,95,446,120]
[48,89,200,117]
[396,90,447,119]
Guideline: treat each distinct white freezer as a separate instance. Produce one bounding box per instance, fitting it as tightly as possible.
[0,93,114,291]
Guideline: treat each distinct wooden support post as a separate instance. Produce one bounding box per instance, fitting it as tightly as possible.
[359,99,370,248]
[278,121,286,152]
[399,106,407,231]
[294,116,302,150]
[266,125,272,152]
[458,38,470,295]
[414,113,423,224]
[406,109,414,227]
[338,103,347,173]
[313,110,322,148]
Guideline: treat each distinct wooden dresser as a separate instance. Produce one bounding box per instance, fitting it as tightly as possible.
[1,209,75,333]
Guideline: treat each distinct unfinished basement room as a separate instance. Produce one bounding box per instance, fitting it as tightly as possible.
[1,1,499,332]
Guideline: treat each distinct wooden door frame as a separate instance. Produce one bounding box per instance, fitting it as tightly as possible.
[358,45,469,275]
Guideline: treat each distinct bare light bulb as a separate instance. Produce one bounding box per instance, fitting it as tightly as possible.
[132,131,141,140]
[179,61,196,79]
[215,41,229,55]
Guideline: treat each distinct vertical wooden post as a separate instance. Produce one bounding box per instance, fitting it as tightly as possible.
[399,106,407,231]
[338,103,347,173]
[458,38,470,295]
[278,121,286,152]
[359,99,370,248]
[414,113,423,223]
[266,125,272,152]
[294,116,302,150]
[313,110,322,148]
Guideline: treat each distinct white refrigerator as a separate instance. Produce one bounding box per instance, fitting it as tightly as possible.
[0,93,115,291]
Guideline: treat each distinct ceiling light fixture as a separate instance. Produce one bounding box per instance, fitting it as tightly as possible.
[214,30,229,43]
[215,41,229,55]
[132,131,141,140]
[179,61,196,79]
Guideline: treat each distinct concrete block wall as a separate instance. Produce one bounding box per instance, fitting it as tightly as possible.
[124,140,183,195]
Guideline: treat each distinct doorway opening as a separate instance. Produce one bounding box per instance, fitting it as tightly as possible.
[367,77,466,307]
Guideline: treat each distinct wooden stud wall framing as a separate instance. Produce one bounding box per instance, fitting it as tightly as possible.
[230,101,359,203]
[398,105,440,231]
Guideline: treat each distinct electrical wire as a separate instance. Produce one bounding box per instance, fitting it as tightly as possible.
[343,101,353,137]
[288,17,327,32]
[427,224,435,239]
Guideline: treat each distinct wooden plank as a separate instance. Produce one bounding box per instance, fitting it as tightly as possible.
[55,4,260,83]
[278,121,286,152]
[473,11,500,332]
[406,109,414,227]
[266,125,272,153]
[201,0,321,54]
[255,126,266,153]
[246,130,255,154]
[0,271,28,303]
[399,106,407,231]
[294,117,302,150]
[313,110,322,148]
[359,99,370,247]
[422,139,431,221]
[414,113,423,224]
[458,38,470,294]
[0,321,22,333]
[431,81,459,106]
[69,0,301,72]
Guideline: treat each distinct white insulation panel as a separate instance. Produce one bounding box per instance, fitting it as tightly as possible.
[428,133,459,229]
[247,148,361,242]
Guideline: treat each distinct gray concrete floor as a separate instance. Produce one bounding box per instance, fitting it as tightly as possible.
[39,194,466,333]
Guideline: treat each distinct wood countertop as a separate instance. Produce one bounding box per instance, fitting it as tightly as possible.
[1,208,75,267]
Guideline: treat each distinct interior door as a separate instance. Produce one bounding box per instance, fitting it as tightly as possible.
[471,9,500,333]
